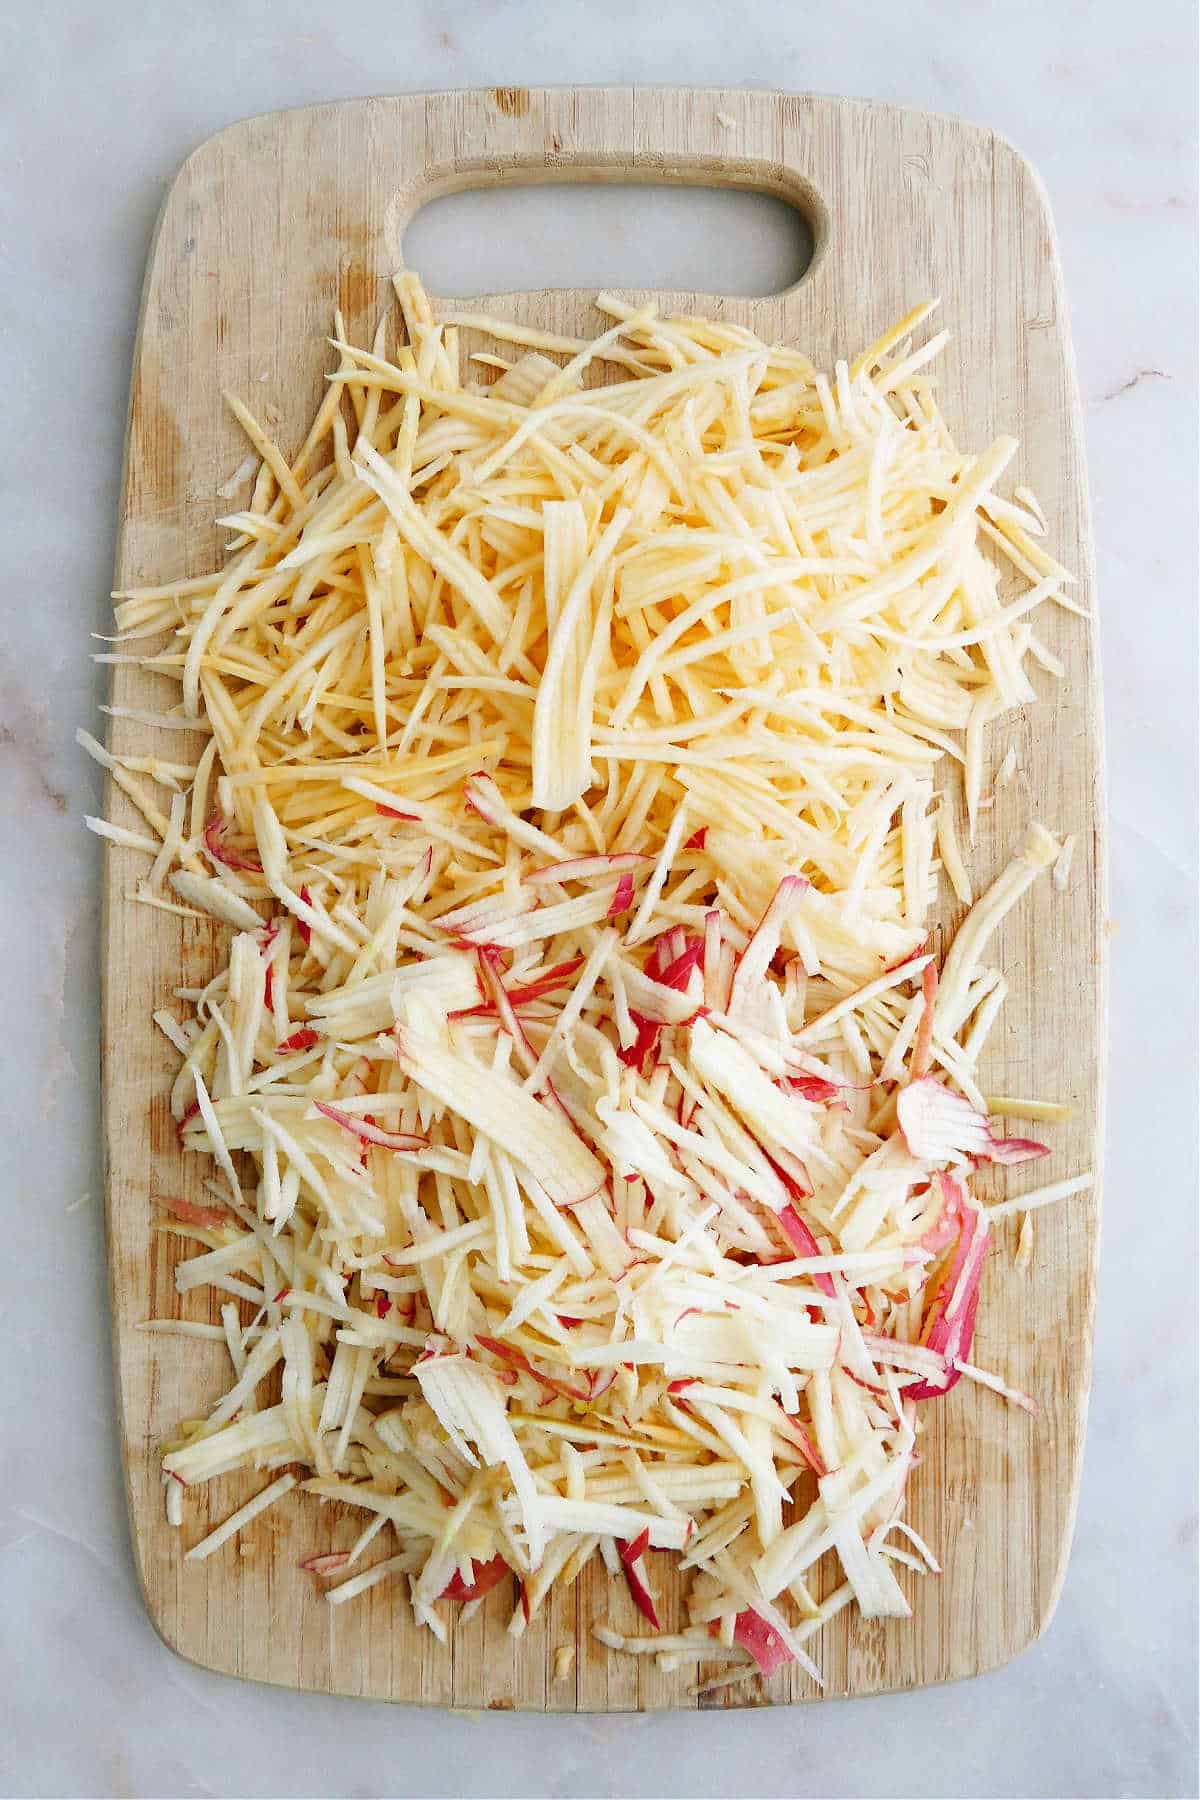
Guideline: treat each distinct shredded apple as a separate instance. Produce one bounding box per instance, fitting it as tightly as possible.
[88,271,1091,1689]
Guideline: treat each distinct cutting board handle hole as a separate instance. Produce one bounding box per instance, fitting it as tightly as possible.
[402,178,816,299]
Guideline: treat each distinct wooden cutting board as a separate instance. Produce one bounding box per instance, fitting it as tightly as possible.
[103,87,1105,1709]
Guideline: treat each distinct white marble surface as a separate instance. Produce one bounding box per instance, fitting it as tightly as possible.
[2,3,1196,1796]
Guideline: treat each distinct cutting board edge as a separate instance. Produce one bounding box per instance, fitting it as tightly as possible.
[164,84,1012,177]
[100,145,202,1651]
[1026,141,1108,1655]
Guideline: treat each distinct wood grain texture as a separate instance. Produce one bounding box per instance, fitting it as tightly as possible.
[102,87,1105,1709]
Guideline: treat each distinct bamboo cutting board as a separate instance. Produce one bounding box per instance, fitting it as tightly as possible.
[102,87,1105,1709]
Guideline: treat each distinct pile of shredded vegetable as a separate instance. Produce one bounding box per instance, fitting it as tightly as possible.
[86,272,1093,1694]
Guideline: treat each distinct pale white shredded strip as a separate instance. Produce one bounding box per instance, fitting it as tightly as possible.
[185,1473,296,1562]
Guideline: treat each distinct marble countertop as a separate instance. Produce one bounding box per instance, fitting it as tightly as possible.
[3,3,1196,1796]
